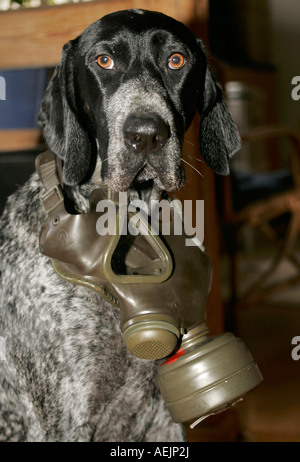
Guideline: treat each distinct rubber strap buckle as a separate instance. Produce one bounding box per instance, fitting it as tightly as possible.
[41,184,64,214]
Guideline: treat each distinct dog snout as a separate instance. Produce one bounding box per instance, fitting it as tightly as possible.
[123,113,169,155]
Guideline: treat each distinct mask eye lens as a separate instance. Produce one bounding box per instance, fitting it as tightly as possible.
[168,53,186,70]
[97,55,114,69]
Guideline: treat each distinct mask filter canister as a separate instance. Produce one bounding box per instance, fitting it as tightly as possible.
[157,326,262,425]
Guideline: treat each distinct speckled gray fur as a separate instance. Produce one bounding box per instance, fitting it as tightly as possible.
[0,174,185,441]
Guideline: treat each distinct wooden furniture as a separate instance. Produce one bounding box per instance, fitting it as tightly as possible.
[220,124,300,324]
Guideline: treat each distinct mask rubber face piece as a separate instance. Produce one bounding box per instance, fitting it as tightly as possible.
[36,152,262,418]
[156,332,263,424]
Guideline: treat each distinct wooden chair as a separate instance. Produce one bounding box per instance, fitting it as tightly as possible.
[220,124,300,320]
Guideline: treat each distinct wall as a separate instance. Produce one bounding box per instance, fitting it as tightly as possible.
[268,0,300,130]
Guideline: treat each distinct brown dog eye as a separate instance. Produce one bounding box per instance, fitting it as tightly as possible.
[97,55,114,69]
[168,53,186,70]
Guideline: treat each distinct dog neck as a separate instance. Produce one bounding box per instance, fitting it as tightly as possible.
[63,156,164,213]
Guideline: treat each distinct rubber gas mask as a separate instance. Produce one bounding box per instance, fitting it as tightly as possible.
[37,151,262,426]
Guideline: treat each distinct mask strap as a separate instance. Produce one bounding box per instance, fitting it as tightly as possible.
[36,151,64,215]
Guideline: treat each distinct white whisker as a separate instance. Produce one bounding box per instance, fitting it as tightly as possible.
[181,158,203,177]
[183,140,196,147]
[182,149,204,164]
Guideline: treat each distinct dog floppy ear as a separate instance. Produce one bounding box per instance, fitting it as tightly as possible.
[197,41,241,175]
[38,41,91,185]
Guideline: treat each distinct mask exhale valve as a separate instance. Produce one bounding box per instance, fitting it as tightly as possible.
[37,150,263,424]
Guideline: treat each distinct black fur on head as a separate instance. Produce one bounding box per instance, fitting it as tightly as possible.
[38,9,240,188]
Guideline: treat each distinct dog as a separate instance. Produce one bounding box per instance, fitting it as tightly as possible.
[0,9,240,442]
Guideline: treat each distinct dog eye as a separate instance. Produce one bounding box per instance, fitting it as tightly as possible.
[97,55,114,69]
[168,53,186,70]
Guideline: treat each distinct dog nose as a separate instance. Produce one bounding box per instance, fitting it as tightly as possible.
[123,113,169,154]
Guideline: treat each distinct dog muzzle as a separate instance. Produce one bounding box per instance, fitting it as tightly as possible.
[36,151,263,426]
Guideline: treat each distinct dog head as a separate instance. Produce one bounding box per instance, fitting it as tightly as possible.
[38,9,240,193]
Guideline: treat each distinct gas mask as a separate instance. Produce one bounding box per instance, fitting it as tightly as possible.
[37,151,262,427]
